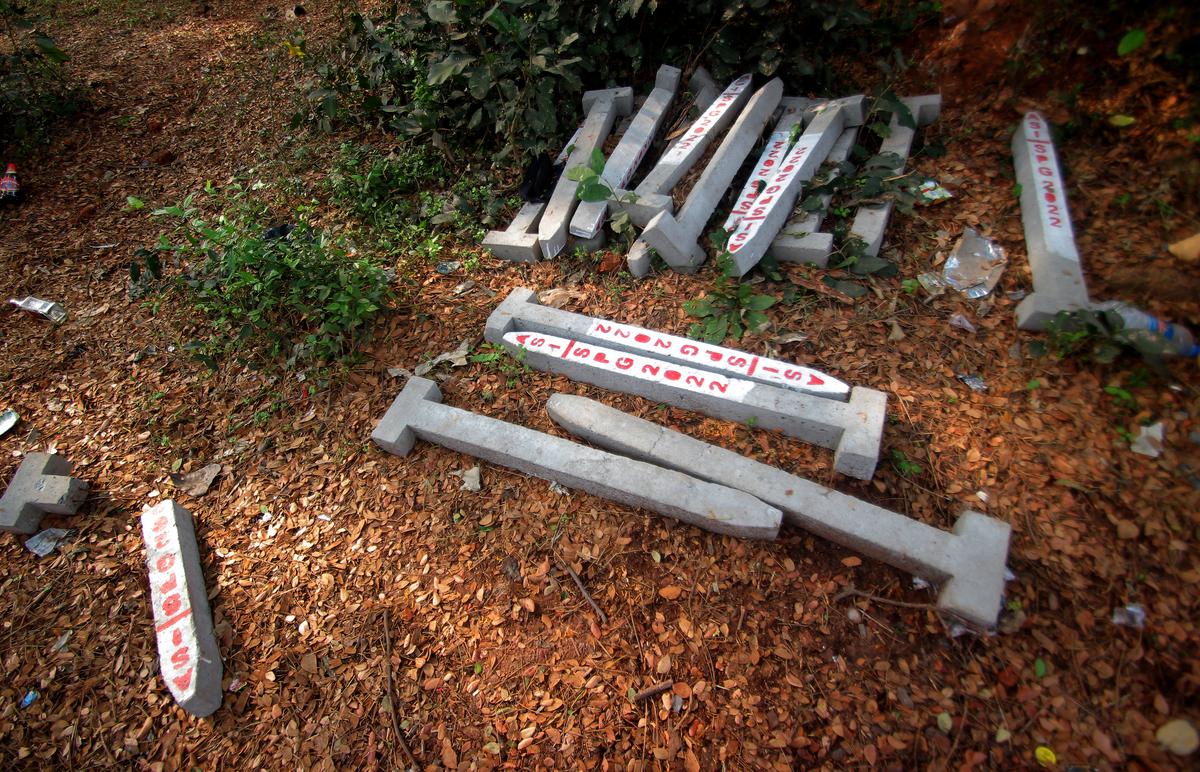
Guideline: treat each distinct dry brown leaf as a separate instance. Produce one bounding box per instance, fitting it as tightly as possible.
[659,585,683,600]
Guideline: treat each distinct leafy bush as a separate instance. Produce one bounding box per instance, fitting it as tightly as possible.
[300,0,929,160]
[0,2,85,151]
[683,254,777,343]
[329,141,449,224]
[148,184,392,369]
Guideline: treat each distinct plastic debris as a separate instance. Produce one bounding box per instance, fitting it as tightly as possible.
[548,480,569,496]
[917,272,948,297]
[435,260,461,275]
[912,576,931,590]
[918,179,953,204]
[413,339,472,377]
[170,463,222,497]
[942,228,1007,299]
[1130,422,1164,458]
[1111,603,1146,629]
[1035,746,1057,767]
[451,465,482,492]
[0,409,17,437]
[956,373,988,392]
[0,163,21,203]
[1094,301,1199,358]
[24,528,71,557]
[9,296,66,323]
[20,690,38,709]
[948,313,977,333]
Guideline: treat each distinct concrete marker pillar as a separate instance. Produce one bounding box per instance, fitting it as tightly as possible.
[547,394,1011,629]
[371,377,781,540]
[0,453,88,535]
[769,125,859,266]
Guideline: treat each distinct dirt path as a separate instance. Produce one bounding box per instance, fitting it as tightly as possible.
[1,1,1197,769]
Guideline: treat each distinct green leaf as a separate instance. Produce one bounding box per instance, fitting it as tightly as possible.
[565,165,595,182]
[1034,658,1047,679]
[1117,29,1146,56]
[744,310,770,333]
[126,196,145,210]
[171,458,183,472]
[823,277,868,298]
[742,294,776,311]
[427,52,476,85]
[577,180,611,202]
[34,36,69,64]
[682,298,715,318]
[1108,114,1135,127]
[425,0,456,24]
[937,712,953,733]
[703,315,729,343]
[588,147,606,175]
[849,255,893,275]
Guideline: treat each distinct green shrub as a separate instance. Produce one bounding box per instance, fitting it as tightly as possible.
[0,2,86,151]
[329,141,449,224]
[300,0,928,160]
[148,184,392,369]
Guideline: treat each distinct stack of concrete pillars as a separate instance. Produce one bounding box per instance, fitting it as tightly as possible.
[537,87,634,259]
[723,98,813,232]
[769,125,859,267]
[847,94,941,257]
[631,78,784,276]
[482,129,580,262]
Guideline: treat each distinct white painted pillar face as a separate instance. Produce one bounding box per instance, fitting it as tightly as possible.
[371,377,782,540]
[637,78,785,272]
[769,125,859,267]
[724,97,811,232]
[724,96,866,277]
[1012,111,1089,329]
[537,87,634,259]
[570,65,682,241]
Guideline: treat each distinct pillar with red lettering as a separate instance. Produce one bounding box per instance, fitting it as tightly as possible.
[140,500,223,716]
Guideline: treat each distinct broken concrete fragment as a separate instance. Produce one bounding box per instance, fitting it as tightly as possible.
[687,67,720,116]
[548,394,1012,628]
[770,125,859,266]
[0,452,88,535]
[848,94,941,257]
[371,377,781,539]
[724,97,812,231]
[538,87,634,259]
[501,331,885,479]
[571,65,681,241]
[140,500,223,716]
[616,73,754,228]
[485,286,849,399]
[635,78,784,275]
[1012,111,1090,330]
[725,96,866,276]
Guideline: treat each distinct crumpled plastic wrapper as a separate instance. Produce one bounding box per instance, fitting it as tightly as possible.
[943,228,1007,299]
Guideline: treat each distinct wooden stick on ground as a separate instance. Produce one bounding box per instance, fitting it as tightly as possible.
[631,681,673,703]
[557,557,608,626]
[382,609,419,771]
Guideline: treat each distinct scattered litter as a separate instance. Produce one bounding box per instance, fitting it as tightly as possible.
[1006,289,1027,302]
[1130,422,1164,458]
[916,272,947,297]
[548,480,569,495]
[453,280,477,295]
[948,313,977,333]
[0,409,18,437]
[846,608,862,623]
[1094,301,1199,358]
[956,373,988,392]
[24,528,71,557]
[942,228,1007,299]
[413,339,472,377]
[975,490,989,503]
[20,690,38,709]
[262,223,296,241]
[435,260,461,275]
[773,331,808,346]
[9,296,66,323]
[170,463,222,497]
[912,576,931,590]
[228,677,246,692]
[451,465,482,492]
[51,630,73,653]
[1156,718,1200,756]
[1111,603,1146,629]
[917,179,953,204]
[1004,568,1016,582]
[386,365,414,379]
[537,287,587,309]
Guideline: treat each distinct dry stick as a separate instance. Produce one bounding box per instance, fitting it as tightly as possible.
[632,681,673,704]
[558,558,607,625]
[833,586,937,612]
[382,609,419,771]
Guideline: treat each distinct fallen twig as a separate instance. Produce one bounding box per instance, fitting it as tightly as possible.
[558,557,607,626]
[631,681,672,704]
[382,609,419,771]
[833,586,937,611]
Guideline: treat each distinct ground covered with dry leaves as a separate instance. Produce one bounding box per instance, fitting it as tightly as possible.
[1,1,1198,769]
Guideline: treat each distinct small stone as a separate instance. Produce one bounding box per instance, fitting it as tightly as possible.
[847,608,863,623]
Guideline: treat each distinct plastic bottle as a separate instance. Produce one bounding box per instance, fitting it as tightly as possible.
[0,163,20,203]
[8,296,67,323]
[1094,300,1199,358]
